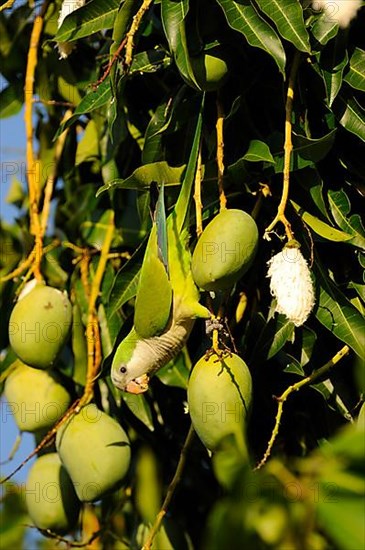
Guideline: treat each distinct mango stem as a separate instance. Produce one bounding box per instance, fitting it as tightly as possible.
[255,344,350,470]
[264,52,301,242]
[142,424,196,550]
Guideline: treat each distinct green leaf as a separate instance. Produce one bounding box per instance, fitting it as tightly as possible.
[75,119,100,166]
[319,34,348,107]
[301,327,317,366]
[344,48,365,92]
[217,0,286,75]
[291,200,353,242]
[98,303,122,359]
[267,316,295,359]
[249,314,295,364]
[283,353,305,376]
[71,303,88,386]
[142,87,189,164]
[292,129,337,162]
[161,0,199,87]
[314,257,365,358]
[255,0,310,53]
[97,162,186,195]
[108,243,146,317]
[0,82,22,118]
[317,492,365,550]
[54,78,112,139]
[294,168,330,220]
[129,48,172,75]
[156,348,191,388]
[80,209,115,249]
[243,139,275,163]
[348,282,365,304]
[122,392,154,431]
[322,423,365,464]
[273,129,336,172]
[55,0,120,42]
[313,379,353,420]
[335,95,365,142]
[311,12,338,46]
[5,178,25,207]
[327,189,365,250]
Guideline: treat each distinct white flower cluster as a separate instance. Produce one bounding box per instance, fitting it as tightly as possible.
[57,0,86,59]
[267,244,315,327]
[312,0,362,28]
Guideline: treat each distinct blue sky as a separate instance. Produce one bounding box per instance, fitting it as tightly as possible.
[1,108,36,486]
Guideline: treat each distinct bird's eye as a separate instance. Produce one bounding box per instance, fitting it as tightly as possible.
[120,366,127,374]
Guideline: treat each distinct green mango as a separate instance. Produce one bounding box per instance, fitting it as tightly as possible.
[9,282,72,369]
[192,209,258,291]
[190,48,229,92]
[187,353,252,456]
[56,404,131,502]
[25,453,80,534]
[4,361,71,432]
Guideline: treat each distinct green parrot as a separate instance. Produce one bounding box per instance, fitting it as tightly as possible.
[111,105,210,394]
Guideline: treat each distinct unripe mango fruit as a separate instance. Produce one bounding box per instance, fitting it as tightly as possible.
[187,353,252,455]
[9,283,72,369]
[56,404,131,502]
[190,48,229,92]
[4,361,71,432]
[25,453,80,534]
[191,209,258,291]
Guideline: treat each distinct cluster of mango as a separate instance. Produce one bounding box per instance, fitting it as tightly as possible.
[5,284,130,533]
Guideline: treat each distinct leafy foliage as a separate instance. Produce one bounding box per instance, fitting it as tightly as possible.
[1,0,364,548]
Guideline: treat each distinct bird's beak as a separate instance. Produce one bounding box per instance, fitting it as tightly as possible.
[124,374,149,394]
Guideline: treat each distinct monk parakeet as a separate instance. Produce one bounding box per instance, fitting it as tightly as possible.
[111,105,210,394]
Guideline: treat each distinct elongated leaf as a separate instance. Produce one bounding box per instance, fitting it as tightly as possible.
[54,78,112,139]
[249,314,294,364]
[122,393,154,431]
[0,83,22,118]
[344,48,365,92]
[243,139,274,163]
[292,130,337,161]
[161,0,199,87]
[142,87,191,164]
[156,348,191,388]
[311,12,338,46]
[55,0,120,42]
[129,48,172,75]
[98,303,122,358]
[267,316,295,359]
[314,258,365,358]
[283,353,305,376]
[274,129,336,172]
[291,200,353,242]
[108,256,145,321]
[327,189,365,249]
[217,0,286,75]
[75,119,99,166]
[80,209,116,249]
[318,494,365,550]
[336,95,365,142]
[301,327,317,366]
[71,303,88,386]
[319,35,348,107]
[313,379,353,419]
[97,162,186,195]
[294,168,330,220]
[255,0,310,53]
